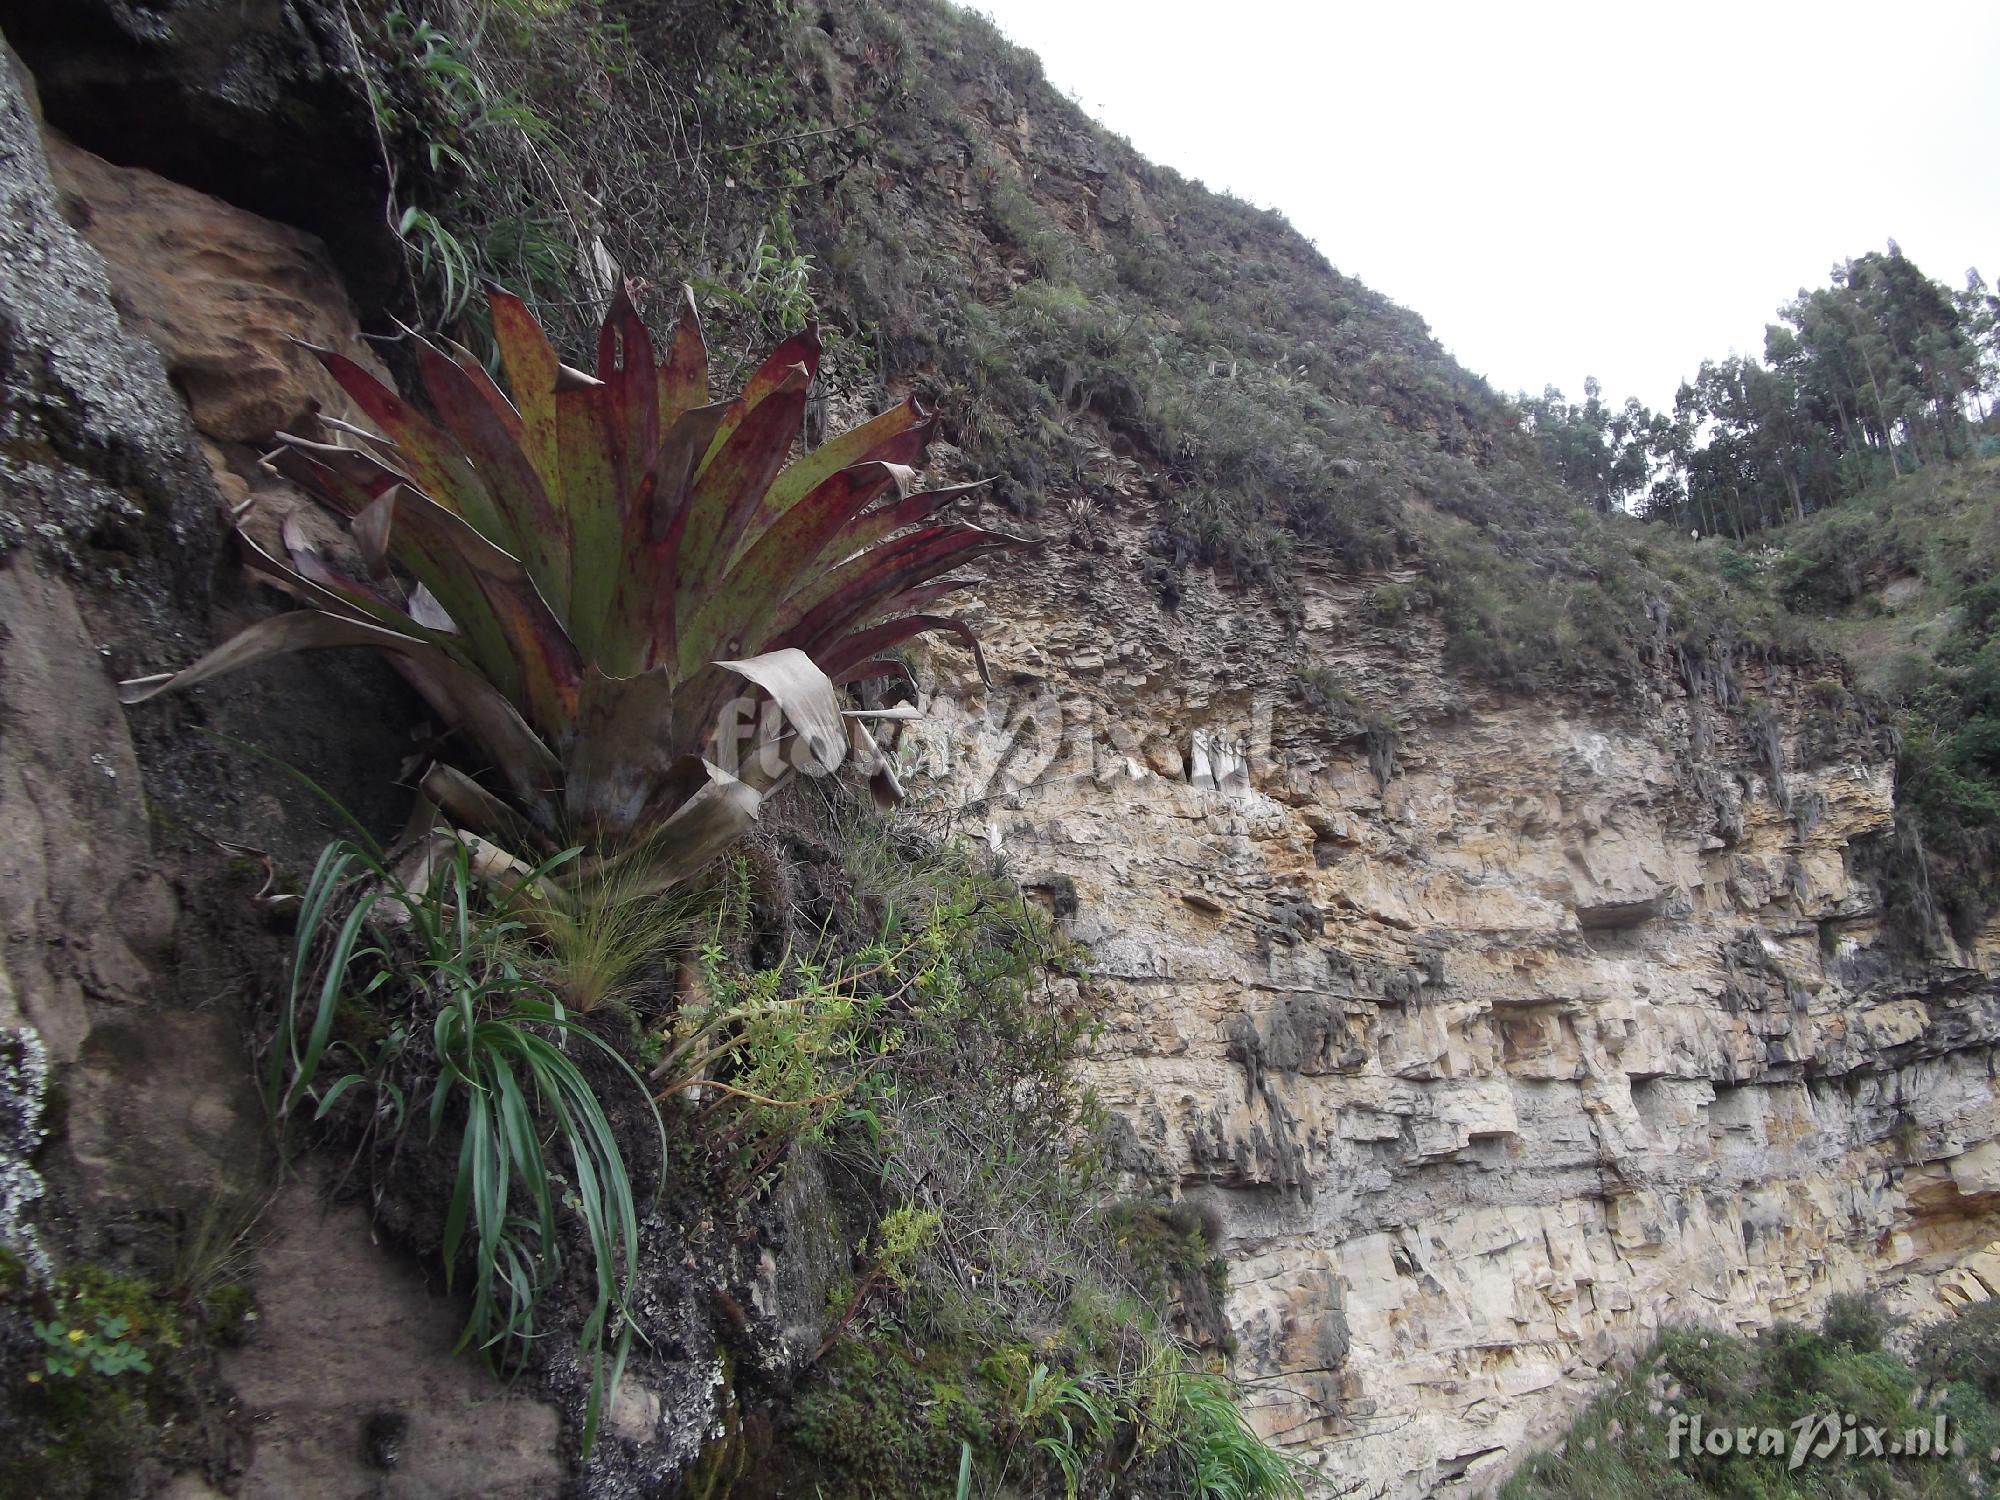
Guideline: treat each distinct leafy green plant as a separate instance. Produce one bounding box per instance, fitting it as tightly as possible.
[368,8,563,323]
[697,222,822,348]
[33,1313,152,1380]
[1017,1361,1115,1500]
[123,286,1024,893]
[398,207,480,325]
[272,829,661,1454]
[656,923,913,1199]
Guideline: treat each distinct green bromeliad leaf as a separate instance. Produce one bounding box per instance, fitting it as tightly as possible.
[122,282,1027,878]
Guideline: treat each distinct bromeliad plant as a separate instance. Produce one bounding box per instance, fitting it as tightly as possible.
[123,283,1021,888]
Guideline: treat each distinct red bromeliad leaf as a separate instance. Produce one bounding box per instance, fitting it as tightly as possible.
[656,285,709,433]
[316,348,513,551]
[819,479,989,572]
[816,614,991,686]
[597,283,661,506]
[261,516,451,644]
[676,461,911,673]
[415,341,570,622]
[267,446,520,702]
[266,431,405,505]
[598,400,730,679]
[271,450,580,730]
[364,486,581,737]
[442,336,527,449]
[772,523,1022,659]
[487,285,563,505]
[327,473,580,734]
[240,526,400,629]
[670,365,812,674]
[566,284,665,671]
[701,325,820,469]
[724,396,935,567]
[555,368,619,661]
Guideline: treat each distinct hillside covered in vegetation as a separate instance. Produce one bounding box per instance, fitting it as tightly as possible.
[180,0,1856,689]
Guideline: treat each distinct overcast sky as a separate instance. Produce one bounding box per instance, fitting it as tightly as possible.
[970,0,2000,415]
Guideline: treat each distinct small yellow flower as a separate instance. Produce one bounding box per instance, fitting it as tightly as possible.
[66,1328,84,1343]
[26,1371,41,1383]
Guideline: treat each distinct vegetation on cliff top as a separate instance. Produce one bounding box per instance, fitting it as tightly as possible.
[1521,246,1996,536]
[1695,457,2000,948]
[336,0,1998,725]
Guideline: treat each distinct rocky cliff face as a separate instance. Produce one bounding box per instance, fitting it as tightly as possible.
[5,3,2000,1497]
[0,42,573,1495]
[898,503,2000,1495]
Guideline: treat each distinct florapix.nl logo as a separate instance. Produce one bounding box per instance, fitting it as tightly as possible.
[1667,1410,1955,1471]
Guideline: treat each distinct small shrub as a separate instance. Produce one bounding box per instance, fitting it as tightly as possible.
[1371,582,1411,620]
[1821,1291,1898,1353]
[1505,1317,2000,1499]
[1714,546,1764,588]
[1917,1299,2000,1402]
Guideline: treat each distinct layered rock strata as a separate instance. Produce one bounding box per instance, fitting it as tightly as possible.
[906,523,2000,1497]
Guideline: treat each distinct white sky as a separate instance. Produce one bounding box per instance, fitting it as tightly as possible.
[970,0,2000,414]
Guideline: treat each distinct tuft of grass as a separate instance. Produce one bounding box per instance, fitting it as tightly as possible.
[1167,1368,1307,1500]
[523,846,715,1015]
